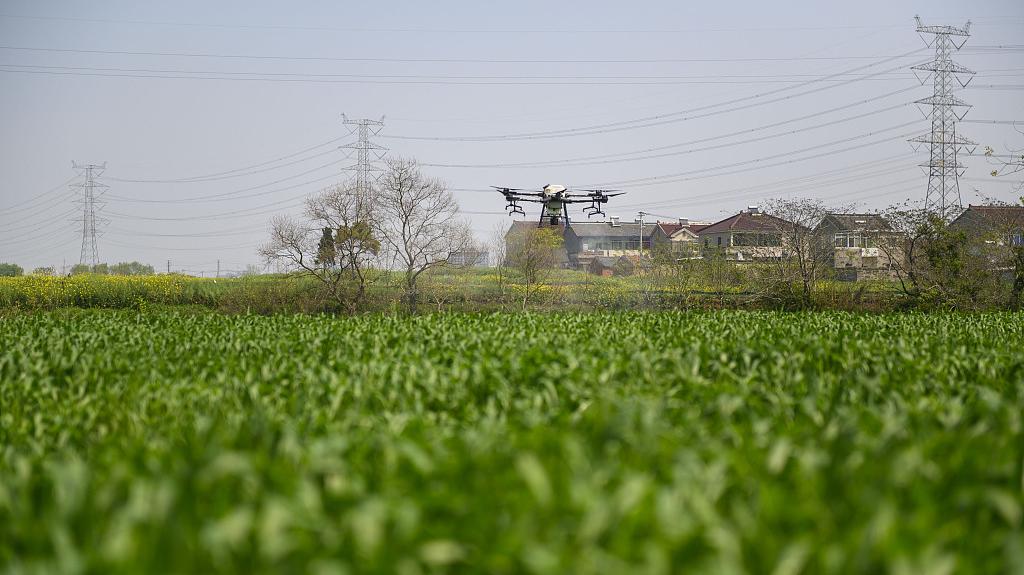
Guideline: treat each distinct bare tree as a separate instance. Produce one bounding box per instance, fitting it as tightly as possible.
[488,221,510,304]
[506,225,563,310]
[985,125,1024,196]
[645,243,703,308]
[375,158,472,312]
[758,198,834,308]
[984,132,1024,306]
[259,184,380,313]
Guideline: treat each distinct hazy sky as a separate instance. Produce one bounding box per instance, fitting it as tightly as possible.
[1,0,1022,274]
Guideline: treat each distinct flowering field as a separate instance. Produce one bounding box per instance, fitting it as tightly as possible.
[0,274,221,309]
[2,310,1022,573]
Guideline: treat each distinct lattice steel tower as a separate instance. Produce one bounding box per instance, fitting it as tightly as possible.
[72,162,108,268]
[341,115,387,194]
[909,16,976,220]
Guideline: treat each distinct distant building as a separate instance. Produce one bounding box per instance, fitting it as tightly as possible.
[504,219,663,269]
[449,249,489,267]
[949,205,1024,246]
[696,207,795,261]
[949,205,1024,280]
[815,213,901,281]
[649,218,711,259]
[563,219,656,269]
[504,220,570,268]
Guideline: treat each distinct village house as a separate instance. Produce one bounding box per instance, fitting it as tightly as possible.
[696,207,795,261]
[449,249,490,268]
[815,213,901,281]
[504,218,662,270]
[562,219,656,269]
[649,218,710,259]
[949,205,1024,282]
[949,204,1024,246]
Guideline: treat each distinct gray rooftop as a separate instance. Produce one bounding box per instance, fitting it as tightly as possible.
[819,213,892,232]
[567,221,655,238]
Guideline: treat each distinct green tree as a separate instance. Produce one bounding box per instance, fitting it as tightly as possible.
[71,263,110,275]
[314,228,337,267]
[109,261,156,275]
[879,205,1002,309]
[0,262,23,277]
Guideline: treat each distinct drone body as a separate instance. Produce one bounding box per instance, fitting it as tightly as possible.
[494,184,624,226]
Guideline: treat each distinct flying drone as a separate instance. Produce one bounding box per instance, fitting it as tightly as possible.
[494,184,624,226]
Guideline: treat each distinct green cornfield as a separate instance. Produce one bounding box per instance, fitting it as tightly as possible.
[2,310,1023,574]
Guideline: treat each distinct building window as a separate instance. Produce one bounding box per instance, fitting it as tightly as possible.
[733,232,782,247]
[717,236,722,246]
[834,232,874,248]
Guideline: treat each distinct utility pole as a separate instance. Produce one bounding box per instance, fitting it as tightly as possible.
[909,16,976,220]
[71,162,107,270]
[167,260,171,274]
[637,211,647,258]
[217,259,220,278]
[341,114,387,195]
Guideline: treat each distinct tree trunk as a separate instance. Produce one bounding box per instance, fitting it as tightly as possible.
[406,272,418,314]
[1012,247,1024,310]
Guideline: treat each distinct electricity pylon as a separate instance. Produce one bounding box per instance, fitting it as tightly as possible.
[341,115,387,195]
[71,162,108,268]
[908,16,976,220]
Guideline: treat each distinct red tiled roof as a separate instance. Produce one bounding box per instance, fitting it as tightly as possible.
[655,222,708,237]
[656,223,684,236]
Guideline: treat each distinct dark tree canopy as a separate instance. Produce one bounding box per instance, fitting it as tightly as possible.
[0,262,23,277]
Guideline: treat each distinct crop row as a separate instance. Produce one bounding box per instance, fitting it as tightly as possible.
[1,311,1022,573]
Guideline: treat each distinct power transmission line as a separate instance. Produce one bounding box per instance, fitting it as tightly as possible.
[381,49,927,142]
[2,64,951,86]
[615,158,920,211]
[0,14,922,34]
[960,119,1024,125]
[108,139,344,183]
[107,158,344,204]
[3,12,1021,33]
[14,62,1008,82]
[0,44,956,64]
[0,208,79,236]
[421,95,915,169]
[0,176,78,212]
[106,195,307,222]
[580,121,919,188]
